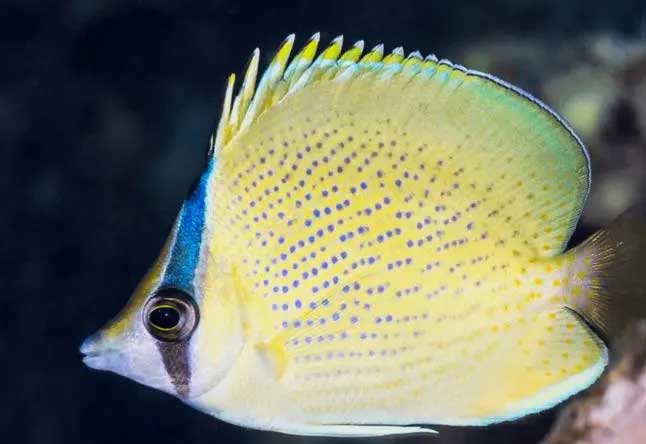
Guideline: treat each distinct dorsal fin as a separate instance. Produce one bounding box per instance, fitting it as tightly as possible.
[210,34,500,155]
[210,34,590,255]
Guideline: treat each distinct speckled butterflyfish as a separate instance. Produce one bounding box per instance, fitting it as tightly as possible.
[81,33,646,437]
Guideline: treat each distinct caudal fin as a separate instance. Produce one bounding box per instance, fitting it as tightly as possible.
[566,205,646,341]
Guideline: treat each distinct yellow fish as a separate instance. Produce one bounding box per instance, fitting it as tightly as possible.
[81,33,645,437]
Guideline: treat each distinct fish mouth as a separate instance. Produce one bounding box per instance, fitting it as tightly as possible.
[80,332,113,370]
[81,352,105,369]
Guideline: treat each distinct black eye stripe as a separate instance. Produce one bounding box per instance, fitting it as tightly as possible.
[143,287,198,397]
[157,341,191,398]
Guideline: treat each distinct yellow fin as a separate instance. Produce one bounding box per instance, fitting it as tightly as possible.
[465,308,607,424]
[284,32,320,89]
[211,73,235,154]
[237,34,295,140]
[236,49,260,132]
[382,46,404,65]
[359,43,384,64]
[214,34,589,255]
[339,40,365,65]
[257,300,605,424]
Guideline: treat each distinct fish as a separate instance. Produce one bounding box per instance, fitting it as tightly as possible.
[80,33,646,437]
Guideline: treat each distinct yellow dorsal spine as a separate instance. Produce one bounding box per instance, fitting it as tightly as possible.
[236,49,260,132]
[211,73,236,154]
[210,35,495,156]
[339,40,365,65]
[239,34,295,135]
[284,33,321,89]
[382,46,405,65]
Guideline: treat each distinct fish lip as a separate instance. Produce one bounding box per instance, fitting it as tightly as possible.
[81,350,98,358]
[80,349,101,360]
[80,344,104,369]
[81,354,103,369]
[80,347,120,371]
[79,332,114,369]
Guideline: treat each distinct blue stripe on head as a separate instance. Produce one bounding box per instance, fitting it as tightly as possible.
[161,157,216,293]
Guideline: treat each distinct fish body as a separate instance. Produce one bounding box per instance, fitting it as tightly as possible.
[81,34,645,437]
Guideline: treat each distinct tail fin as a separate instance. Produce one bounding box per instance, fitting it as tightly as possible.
[566,205,646,341]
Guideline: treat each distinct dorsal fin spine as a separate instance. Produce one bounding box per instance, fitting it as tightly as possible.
[287,65,315,97]
[434,62,456,83]
[306,35,344,82]
[358,44,384,66]
[269,80,289,107]
[321,35,344,60]
[335,64,361,82]
[382,47,404,65]
[236,49,260,132]
[228,88,242,129]
[338,40,364,65]
[240,35,295,133]
[377,63,403,81]
[212,73,236,154]
[284,33,320,89]
[212,35,484,154]
[401,52,424,78]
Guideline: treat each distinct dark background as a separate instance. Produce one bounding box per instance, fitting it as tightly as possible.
[4,1,646,443]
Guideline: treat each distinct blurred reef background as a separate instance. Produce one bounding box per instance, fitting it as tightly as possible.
[3,1,645,444]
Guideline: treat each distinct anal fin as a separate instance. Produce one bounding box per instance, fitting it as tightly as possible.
[467,308,607,424]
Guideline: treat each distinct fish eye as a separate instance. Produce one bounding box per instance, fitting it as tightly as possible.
[149,305,181,330]
[143,288,199,342]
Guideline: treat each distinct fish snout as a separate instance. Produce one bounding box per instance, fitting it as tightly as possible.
[80,332,100,355]
[80,331,117,370]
